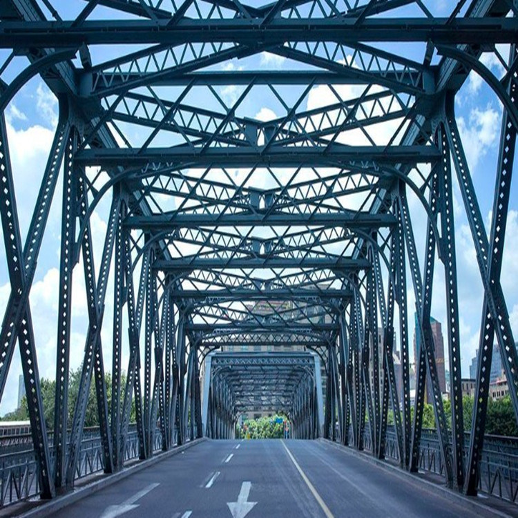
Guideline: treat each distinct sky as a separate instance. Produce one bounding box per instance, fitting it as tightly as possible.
[1,0,518,415]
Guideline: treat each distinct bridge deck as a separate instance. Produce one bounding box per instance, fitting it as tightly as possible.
[28,440,507,518]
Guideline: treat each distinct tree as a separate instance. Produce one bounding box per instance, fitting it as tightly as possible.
[241,415,285,439]
[486,396,518,436]
[1,368,135,429]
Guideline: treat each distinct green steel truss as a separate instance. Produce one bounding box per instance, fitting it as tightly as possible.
[0,0,516,502]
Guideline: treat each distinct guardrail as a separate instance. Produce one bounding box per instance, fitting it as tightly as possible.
[0,427,180,508]
[359,425,518,504]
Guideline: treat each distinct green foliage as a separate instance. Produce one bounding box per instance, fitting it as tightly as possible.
[240,415,286,439]
[397,396,517,437]
[486,396,518,436]
[1,397,29,421]
[1,368,134,429]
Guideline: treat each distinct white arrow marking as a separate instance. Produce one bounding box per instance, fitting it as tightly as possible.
[227,481,257,518]
[100,483,160,518]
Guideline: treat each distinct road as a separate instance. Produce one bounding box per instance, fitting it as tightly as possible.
[47,439,500,518]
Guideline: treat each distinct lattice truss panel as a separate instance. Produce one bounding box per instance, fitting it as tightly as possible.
[0,0,516,502]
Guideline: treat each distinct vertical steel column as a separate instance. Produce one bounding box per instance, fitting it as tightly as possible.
[0,113,55,499]
[143,248,157,456]
[339,314,354,444]
[399,186,452,485]
[77,172,114,476]
[368,248,381,456]
[445,48,518,495]
[1,105,70,490]
[377,238,403,463]
[185,348,195,441]
[395,196,411,468]
[156,293,169,450]
[351,289,362,449]
[150,288,167,451]
[338,315,348,444]
[164,294,173,447]
[362,269,376,453]
[0,103,69,404]
[332,344,344,442]
[150,279,166,450]
[437,123,465,488]
[176,313,187,444]
[53,123,78,489]
[329,345,337,441]
[323,354,332,439]
[66,193,119,486]
[121,242,147,461]
[111,188,125,469]
[194,350,203,438]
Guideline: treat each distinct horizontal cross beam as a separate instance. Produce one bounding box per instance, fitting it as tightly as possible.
[170,288,353,299]
[154,257,370,270]
[188,323,338,331]
[82,70,425,91]
[202,341,328,348]
[126,212,396,228]
[75,145,439,167]
[1,19,516,46]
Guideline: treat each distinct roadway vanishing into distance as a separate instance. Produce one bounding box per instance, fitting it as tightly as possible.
[44,440,502,518]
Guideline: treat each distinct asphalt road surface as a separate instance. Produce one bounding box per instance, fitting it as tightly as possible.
[48,439,501,518]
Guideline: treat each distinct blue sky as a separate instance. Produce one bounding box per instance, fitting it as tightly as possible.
[0,1,517,414]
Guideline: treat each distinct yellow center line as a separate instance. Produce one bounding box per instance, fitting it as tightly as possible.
[281,440,335,518]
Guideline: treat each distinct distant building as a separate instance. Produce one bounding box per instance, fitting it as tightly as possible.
[489,379,509,400]
[369,327,399,398]
[393,350,403,399]
[17,374,25,408]
[468,342,518,384]
[461,378,476,398]
[413,314,446,402]
[469,354,478,380]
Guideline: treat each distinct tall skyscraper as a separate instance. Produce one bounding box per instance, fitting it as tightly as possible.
[413,314,447,402]
[430,317,447,394]
[17,374,25,408]
[469,342,518,383]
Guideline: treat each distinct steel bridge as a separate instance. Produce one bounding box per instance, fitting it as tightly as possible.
[0,0,518,515]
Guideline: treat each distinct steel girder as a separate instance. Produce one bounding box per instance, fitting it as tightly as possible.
[0,0,517,505]
[0,18,517,47]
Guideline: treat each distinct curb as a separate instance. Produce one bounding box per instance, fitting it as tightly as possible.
[319,438,517,518]
[15,438,207,518]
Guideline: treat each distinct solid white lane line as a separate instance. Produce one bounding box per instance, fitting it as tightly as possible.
[224,453,234,463]
[281,441,335,518]
[124,483,160,505]
[235,444,241,449]
[205,471,221,488]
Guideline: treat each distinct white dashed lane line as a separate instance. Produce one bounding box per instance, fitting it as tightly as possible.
[205,471,221,488]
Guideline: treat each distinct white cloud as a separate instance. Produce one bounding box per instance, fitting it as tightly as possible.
[259,52,286,69]
[255,107,277,122]
[6,103,27,123]
[36,83,58,128]
[467,53,505,94]
[4,121,56,242]
[457,105,500,173]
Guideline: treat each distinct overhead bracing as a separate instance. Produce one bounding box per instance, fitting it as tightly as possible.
[0,0,517,505]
